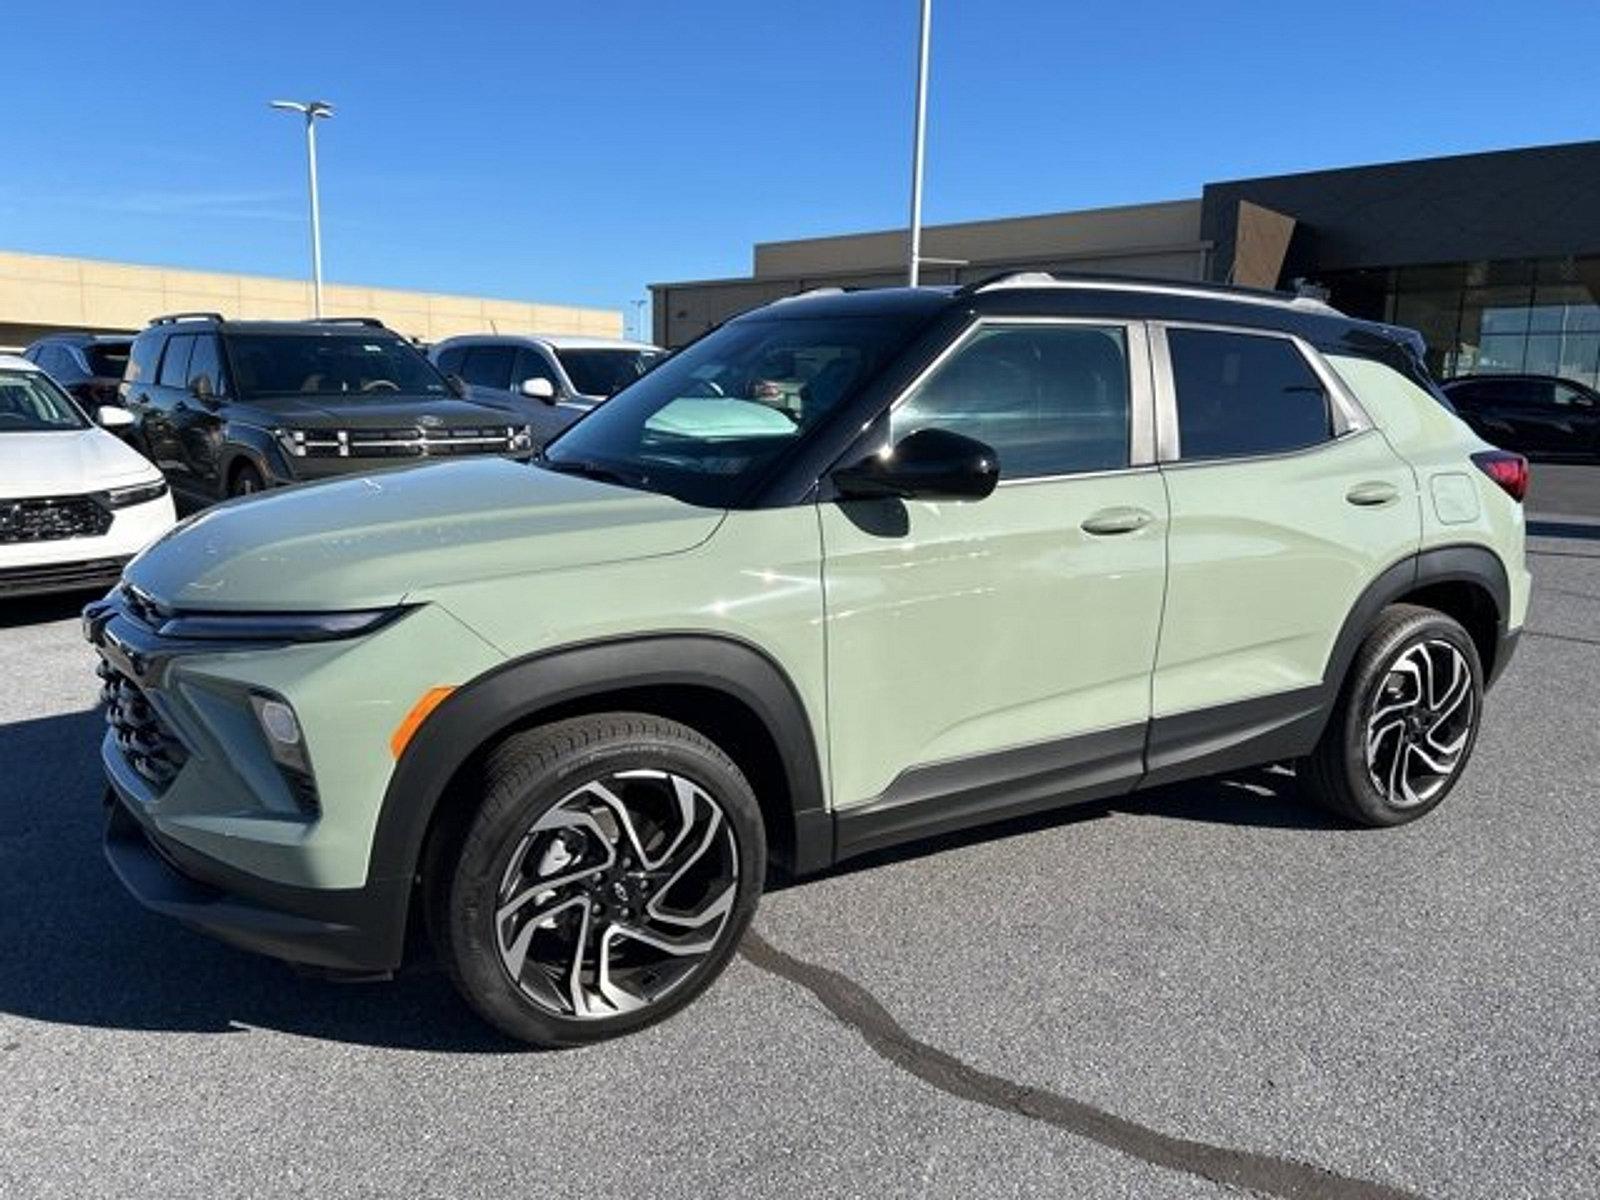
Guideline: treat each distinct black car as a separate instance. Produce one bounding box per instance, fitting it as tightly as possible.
[1440,373,1600,459]
[22,333,134,412]
[120,314,541,502]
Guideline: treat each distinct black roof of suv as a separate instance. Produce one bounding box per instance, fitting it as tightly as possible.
[122,313,539,502]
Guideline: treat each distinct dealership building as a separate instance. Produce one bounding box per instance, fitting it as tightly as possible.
[0,249,622,352]
[652,139,1600,388]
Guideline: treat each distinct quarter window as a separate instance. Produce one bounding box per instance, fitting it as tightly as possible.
[893,324,1131,479]
[1168,329,1332,460]
[157,335,196,389]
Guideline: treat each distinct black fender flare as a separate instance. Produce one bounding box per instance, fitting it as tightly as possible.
[219,424,293,488]
[1324,543,1510,697]
[366,632,832,896]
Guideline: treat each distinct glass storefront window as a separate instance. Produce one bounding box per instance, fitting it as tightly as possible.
[1322,256,1600,389]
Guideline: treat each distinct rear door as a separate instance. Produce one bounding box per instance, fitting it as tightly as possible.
[175,334,228,495]
[141,334,195,481]
[1148,324,1420,774]
[820,319,1169,822]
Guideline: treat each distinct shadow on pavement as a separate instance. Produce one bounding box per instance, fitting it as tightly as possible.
[0,707,520,1053]
[1,703,1332,1050]
[1527,519,1600,541]
[0,590,100,630]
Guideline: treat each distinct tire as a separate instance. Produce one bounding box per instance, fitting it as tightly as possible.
[1300,603,1484,826]
[430,713,766,1047]
[229,461,267,498]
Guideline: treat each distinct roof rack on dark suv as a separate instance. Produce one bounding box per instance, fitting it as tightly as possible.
[149,312,226,326]
[956,269,1339,314]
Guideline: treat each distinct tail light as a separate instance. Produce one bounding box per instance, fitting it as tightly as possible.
[1471,450,1529,503]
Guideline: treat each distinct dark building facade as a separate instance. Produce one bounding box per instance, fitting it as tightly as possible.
[653,140,1600,387]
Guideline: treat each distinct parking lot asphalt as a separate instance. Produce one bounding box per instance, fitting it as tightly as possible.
[2,488,1597,1199]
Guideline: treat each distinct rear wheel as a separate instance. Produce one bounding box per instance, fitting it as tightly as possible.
[1300,604,1484,826]
[431,713,765,1047]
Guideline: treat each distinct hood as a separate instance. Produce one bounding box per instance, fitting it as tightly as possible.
[245,394,528,430]
[0,428,160,499]
[125,458,724,611]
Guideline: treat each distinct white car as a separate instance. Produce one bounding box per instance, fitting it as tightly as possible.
[0,354,175,598]
[430,335,668,412]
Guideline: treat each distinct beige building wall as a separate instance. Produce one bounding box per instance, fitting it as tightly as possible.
[0,249,622,350]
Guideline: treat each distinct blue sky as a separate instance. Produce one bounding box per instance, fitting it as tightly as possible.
[7,1,1600,328]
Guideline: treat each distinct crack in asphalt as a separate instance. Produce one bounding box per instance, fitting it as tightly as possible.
[1525,627,1600,648]
[741,929,1427,1200]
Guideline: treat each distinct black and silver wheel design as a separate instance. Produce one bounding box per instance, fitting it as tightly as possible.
[493,769,738,1019]
[1301,603,1484,826]
[1363,639,1475,809]
[432,713,765,1047]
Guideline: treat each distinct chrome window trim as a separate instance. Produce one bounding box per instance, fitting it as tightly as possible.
[877,314,1158,480]
[1149,319,1374,466]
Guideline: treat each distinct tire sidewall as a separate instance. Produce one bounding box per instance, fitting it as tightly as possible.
[444,725,766,1047]
[1336,612,1485,825]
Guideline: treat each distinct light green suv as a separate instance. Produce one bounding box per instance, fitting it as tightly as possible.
[86,276,1531,1045]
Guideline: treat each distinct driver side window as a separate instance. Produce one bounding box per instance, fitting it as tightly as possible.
[893,323,1132,479]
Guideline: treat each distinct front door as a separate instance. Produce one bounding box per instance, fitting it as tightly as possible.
[820,319,1169,834]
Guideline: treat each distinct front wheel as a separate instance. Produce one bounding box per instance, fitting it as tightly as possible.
[431,713,765,1047]
[1300,604,1485,826]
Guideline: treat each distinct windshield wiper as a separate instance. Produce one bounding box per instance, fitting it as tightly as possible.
[536,454,647,490]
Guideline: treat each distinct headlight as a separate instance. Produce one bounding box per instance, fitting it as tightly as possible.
[153,606,409,642]
[274,427,307,457]
[99,480,169,508]
[511,426,534,452]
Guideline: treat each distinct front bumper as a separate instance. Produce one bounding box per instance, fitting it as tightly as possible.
[103,786,407,973]
[0,555,131,598]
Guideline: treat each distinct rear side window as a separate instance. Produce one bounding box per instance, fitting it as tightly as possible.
[460,345,517,390]
[157,335,196,388]
[893,323,1131,479]
[1168,329,1331,460]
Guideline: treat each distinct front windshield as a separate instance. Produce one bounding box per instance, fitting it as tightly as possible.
[227,334,450,400]
[0,369,88,432]
[542,314,921,506]
[557,347,667,397]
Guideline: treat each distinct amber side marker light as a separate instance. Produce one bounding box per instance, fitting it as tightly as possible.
[390,686,456,758]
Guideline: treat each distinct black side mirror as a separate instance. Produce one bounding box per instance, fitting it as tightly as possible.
[832,427,1000,502]
[446,373,469,399]
[189,376,218,405]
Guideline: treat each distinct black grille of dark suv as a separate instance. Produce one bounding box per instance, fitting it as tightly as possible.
[288,425,525,459]
[0,495,112,543]
[98,659,188,789]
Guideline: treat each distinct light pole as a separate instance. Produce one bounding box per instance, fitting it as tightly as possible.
[270,99,334,317]
[632,298,648,342]
[907,0,932,286]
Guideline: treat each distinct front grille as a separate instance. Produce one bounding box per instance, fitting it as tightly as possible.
[98,659,189,790]
[287,425,523,460]
[0,495,112,543]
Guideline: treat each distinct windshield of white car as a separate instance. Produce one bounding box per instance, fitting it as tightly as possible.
[227,334,451,400]
[0,370,89,432]
[557,348,668,397]
[540,314,923,506]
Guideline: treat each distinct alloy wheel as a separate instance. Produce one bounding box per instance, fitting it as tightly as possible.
[1363,638,1476,808]
[492,769,739,1019]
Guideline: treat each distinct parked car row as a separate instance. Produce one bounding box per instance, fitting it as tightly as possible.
[1440,372,1600,459]
[4,312,666,597]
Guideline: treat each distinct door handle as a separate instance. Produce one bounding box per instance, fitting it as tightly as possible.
[1346,481,1400,507]
[1081,506,1154,536]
